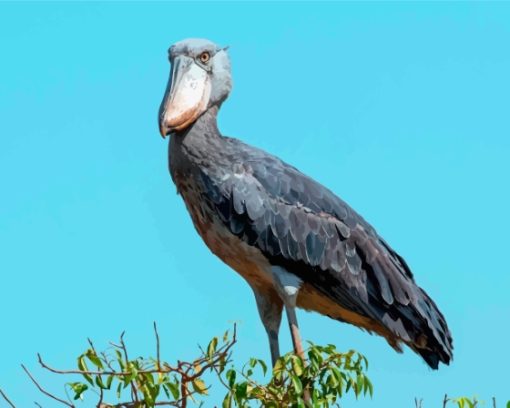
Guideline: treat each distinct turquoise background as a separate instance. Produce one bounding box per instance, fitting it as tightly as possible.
[1,2,509,406]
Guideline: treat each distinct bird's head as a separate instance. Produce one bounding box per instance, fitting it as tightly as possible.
[158,38,232,137]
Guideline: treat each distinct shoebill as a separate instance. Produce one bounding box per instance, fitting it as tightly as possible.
[158,38,453,369]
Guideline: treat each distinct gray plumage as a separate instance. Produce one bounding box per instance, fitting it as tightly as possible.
[159,38,453,369]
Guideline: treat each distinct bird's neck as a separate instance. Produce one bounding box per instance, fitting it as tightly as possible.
[183,105,221,142]
[169,105,224,175]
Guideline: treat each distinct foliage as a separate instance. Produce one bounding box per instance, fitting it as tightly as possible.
[415,394,510,408]
[0,324,507,408]
[17,323,236,408]
[221,344,372,408]
[0,324,371,407]
[447,396,510,408]
[449,396,480,408]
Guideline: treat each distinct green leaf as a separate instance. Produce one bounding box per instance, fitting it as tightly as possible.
[295,396,305,408]
[192,378,208,395]
[223,329,230,342]
[164,381,180,400]
[249,386,264,399]
[148,383,160,401]
[222,393,232,408]
[162,383,171,399]
[95,375,107,389]
[257,359,268,376]
[308,347,323,369]
[291,355,304,376]
[141,383,156,405]
[362,354,369,370]
[291,375,303,395]
[273,357,284,375]
[123,363,138,386]
[106,375,114,389]
[324,344,336,354]
[453,397,476,408]
[506,402,510,408]
[235,381,248,400]
[144,372,155,385]
[366,377,374,397]
[85,349,103,369]
[68,382,88,401]
[226,369,236,388]
[345,378,352,394]
[355,374,365,397]
[330,366,341,380]
[207,337,218,359]
[115,349,125,370]
[77,356,94,385]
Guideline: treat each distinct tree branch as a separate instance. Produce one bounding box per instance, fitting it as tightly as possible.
[22,364,74,407]
[37,353,180,377]
[0,388,16,408]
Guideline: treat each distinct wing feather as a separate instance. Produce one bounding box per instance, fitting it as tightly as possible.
[201,138,453,368]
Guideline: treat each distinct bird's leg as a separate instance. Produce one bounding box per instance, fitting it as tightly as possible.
[285,305,311,403]
[270,266,307,359]
[285,304,305,361]
[253,288,283,367]
[271,267,311,403]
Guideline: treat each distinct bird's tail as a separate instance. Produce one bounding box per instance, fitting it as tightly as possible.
[369,243,454,369]
[399,287,453,369]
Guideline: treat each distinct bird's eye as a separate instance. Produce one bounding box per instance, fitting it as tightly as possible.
[199,51,210,63]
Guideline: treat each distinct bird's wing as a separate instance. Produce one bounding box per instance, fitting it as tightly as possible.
[201,138,452,368]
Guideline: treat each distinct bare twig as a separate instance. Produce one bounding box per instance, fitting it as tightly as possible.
[0,388,16,408]
[443,394,449,408]
[22,364,74,407]
[118,332,129,367]
[493,396,497,408]
[101,351,116,372]
[154,321,161,371]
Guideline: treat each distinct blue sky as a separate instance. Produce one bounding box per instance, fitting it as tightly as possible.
[1,2,509,406]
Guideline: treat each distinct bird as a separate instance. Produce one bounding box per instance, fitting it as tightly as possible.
[158,38,453,370]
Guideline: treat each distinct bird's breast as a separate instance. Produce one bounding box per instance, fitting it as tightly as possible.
[176,174,274,292]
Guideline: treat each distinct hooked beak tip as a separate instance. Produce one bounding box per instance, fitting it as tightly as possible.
[159,121,170,138]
